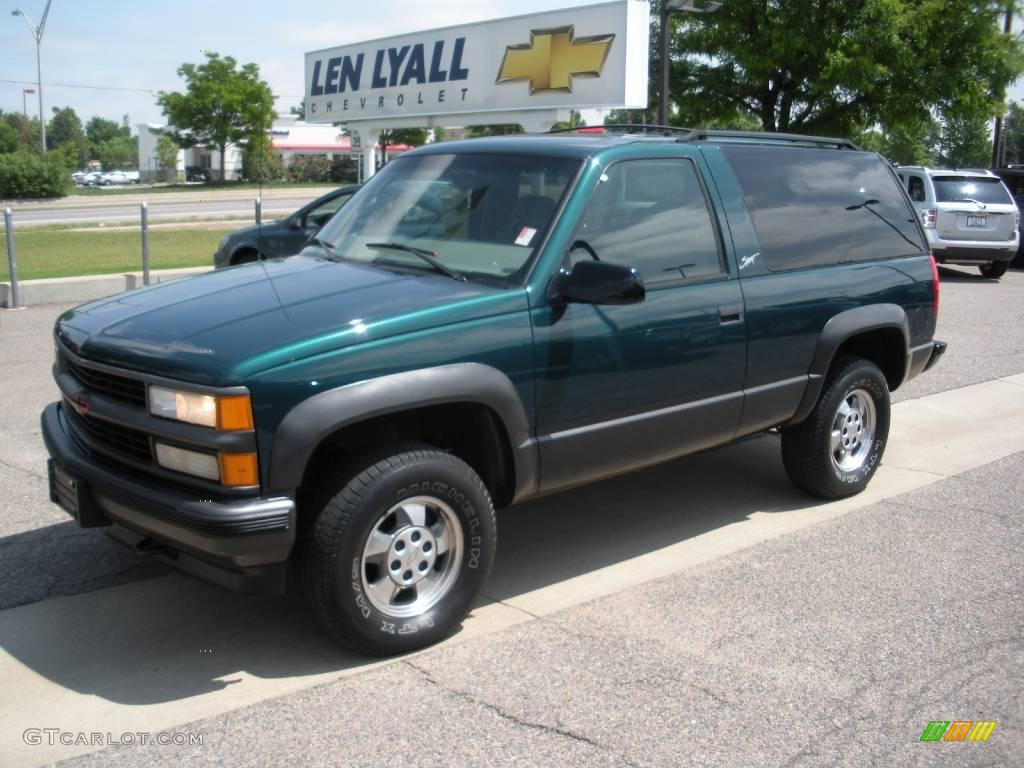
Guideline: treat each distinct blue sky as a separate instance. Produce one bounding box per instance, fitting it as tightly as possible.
[1,0,1021,133]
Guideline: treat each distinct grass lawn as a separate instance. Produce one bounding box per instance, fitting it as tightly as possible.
[1,225,236,281]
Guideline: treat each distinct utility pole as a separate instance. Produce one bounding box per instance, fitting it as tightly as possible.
[21,88,34,147]
[11,0,53,153]
[992,3,1014,168]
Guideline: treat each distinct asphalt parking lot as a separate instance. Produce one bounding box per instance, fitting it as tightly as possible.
[0,264,1022,767]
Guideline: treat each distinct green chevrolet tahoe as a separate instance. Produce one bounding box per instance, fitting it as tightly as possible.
[42,129,946,655]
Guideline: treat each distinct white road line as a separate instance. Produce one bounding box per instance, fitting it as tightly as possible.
[1,374,1022,767]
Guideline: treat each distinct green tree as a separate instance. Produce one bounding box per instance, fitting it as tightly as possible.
[158,52,274,181]
[665,0,1023,135]
[379,128,428,164]
[155,133,180,174]
[465,124,523,137]
[936,112,993,168]
[2,113,41,152]
[85,116,123,146]
[241,134,282,182]
[1003,101,1024,165]
[290,100,305,120]
[552,110,586,132]
[95,135,138,170]
[47,106,88,166]
[0,118,19,154]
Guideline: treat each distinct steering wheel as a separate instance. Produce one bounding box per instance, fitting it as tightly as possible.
[569,239,600,262]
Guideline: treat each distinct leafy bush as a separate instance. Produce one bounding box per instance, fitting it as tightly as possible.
[0,151,71,198]
[285,155,331,183]
[328,157,358,184]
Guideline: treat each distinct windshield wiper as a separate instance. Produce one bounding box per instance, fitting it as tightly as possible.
[366,242,467,282]
[948,197,986,206]
[309,236,339,257]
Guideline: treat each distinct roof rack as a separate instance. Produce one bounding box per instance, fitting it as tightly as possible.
[545,124,692,137]
[681,129,862,151]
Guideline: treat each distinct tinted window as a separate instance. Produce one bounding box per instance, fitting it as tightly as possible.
[722,146,926,271]
[932,176,1013,205]
[573,159,723,283]
[908,176,926,202]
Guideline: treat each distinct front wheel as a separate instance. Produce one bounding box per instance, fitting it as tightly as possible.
[781,356,891,499]
[979,261,1008,279]
[296,447,497,656]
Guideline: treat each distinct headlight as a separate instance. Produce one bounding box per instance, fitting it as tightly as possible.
[148,386,254,431]
[153,443,259,486]
[154,443,220,481]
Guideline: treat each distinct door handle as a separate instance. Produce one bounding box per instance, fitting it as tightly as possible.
[718,305,744,325]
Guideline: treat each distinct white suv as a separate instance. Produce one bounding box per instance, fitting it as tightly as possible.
[896,167,1019,278]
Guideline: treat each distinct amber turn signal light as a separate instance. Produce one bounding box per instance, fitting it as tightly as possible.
[216,395,254,431]
[219,452,259,487]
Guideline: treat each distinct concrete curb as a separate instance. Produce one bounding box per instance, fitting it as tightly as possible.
[0,267,213,308]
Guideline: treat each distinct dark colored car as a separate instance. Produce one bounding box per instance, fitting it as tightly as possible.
[991,167,1024,266]
[213,186,360,267]
[185,166,208,183]
[41,130,945,656]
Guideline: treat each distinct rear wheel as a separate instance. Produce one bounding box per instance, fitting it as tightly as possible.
[295,447,497,656]
[781,356,891,499]
[979,261,1008,279]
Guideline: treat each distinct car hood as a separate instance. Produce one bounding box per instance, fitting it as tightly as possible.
[56,255,524,385]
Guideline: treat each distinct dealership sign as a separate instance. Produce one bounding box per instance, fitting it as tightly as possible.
[304,0,649,123]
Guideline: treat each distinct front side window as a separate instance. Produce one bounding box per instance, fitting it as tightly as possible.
[572,159,723,283]
[315,153,580,282]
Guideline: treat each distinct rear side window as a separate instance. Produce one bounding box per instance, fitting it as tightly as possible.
[931,176,1013,205]
[721,146,926,271]
[908,176,926,202]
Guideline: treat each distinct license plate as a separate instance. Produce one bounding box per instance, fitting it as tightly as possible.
[966,215,987,228]
[48,460,81,519]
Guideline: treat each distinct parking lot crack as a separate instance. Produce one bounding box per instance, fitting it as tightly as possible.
[404,660,640,766]
[0,456,45,481]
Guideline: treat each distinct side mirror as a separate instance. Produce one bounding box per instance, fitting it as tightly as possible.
[553,260,645,306]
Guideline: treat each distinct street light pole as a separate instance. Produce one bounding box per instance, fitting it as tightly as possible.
[21,87,34,147]
[658,0,723,127]
[11,1,53,153]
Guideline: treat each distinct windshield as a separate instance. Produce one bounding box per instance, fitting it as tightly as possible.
[315,152,581,282]
[932,176,1013,205]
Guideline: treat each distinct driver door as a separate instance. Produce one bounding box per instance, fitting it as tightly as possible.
[530,157,747,492]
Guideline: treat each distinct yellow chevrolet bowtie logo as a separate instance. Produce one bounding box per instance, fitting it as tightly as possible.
[497,26,614,93]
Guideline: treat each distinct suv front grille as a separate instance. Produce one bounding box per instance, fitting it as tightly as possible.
[66,408,153,464]
[63,354,147,407]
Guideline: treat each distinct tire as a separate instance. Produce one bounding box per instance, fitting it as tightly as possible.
[979,261,1008,279]
[781,356,891,499]
[296,447,497,656]
[232,249,261,265]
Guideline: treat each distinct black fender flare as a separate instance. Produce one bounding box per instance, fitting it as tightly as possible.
[789,304,909,424]
[267,363,537,501]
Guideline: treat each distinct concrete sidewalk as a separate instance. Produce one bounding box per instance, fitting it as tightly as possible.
[1,267,212,308]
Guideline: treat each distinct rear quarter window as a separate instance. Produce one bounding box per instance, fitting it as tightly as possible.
[721,146,926,271]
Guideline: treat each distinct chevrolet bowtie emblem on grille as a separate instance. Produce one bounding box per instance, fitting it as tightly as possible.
[497,26,614,93]
[68,393,91,417]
